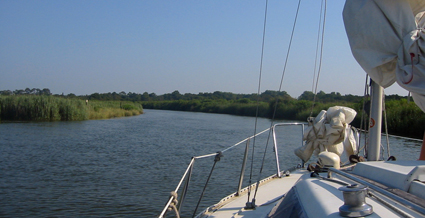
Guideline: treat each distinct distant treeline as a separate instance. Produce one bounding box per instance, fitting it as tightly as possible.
[83,90,407,103]
[142,98,424,139]
[0,88,406,103]
[1,88,423,139]
[0,88,52,96]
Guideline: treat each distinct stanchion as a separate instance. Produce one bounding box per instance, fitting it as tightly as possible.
[419,131,425,160]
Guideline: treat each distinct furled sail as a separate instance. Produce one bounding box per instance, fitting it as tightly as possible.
[343,0,425,112]
[294,106,357,163]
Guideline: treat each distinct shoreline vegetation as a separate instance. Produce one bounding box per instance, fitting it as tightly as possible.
[1,88,424,139]
[0,95,143,122]
[142,98,425,140]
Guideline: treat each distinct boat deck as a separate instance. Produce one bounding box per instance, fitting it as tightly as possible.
[200,169,307,218]
[199,161,425,218]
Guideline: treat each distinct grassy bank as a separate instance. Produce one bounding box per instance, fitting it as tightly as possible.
[143,98,425,139]
[0,96,143,121]
[142,99,269,117]
[87,100,143,120]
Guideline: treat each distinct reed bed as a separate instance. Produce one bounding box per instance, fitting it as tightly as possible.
[87,100,143,120]
[0,95,88,121]
[0,96,143,122]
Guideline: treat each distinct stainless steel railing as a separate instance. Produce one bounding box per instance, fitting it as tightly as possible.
[159,122,306,218]
[271,123,305,177]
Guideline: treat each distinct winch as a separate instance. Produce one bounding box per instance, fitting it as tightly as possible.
[338,184,373,217]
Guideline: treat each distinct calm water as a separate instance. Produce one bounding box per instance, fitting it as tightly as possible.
[0,109,422,217]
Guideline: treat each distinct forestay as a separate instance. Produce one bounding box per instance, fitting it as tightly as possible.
[343,0,425,112]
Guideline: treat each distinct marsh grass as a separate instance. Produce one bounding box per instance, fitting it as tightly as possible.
[0,95,88,121]
[0,96,143,121]
[87,100,143,120]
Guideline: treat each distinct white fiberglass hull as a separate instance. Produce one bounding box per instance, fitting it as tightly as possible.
[200,161,425,218]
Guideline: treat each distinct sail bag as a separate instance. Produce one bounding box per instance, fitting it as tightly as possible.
[295,106,357,162]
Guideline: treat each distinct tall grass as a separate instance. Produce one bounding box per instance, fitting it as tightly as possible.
[385,99,425,138]
[0,96,143,121]
[0,95,88,121]
[87,100,143,120]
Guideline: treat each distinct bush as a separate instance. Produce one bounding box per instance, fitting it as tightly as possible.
[121,104,138,111]
[87,101,143,120]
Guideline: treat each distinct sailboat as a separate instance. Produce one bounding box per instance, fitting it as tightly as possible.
[159,0,425,217]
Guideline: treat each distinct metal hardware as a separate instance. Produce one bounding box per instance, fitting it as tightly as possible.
[272,123,305,177]
[237,139,250,196]
[329,168,425,216]
[339,184,373,217]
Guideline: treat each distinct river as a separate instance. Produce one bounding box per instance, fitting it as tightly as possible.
[0,109,422,217]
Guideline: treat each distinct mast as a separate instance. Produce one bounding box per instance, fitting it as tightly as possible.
[367,80,383,161]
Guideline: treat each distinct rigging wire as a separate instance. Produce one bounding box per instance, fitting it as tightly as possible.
[309,0,327,118]
[247,0,269,205]
[383,94,391,158]
[357,74,370,156]
[311,0,325,93]
[358,76,392,160]
[251,0,304,203]
[248,0,329,206]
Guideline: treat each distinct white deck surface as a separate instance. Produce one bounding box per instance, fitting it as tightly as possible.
[295,173,423,218]
[201,170,307,218]
[200,162,425,218]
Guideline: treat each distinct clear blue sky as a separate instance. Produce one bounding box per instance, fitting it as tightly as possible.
[0,0,408,98]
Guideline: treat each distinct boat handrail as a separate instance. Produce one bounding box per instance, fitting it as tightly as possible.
[159,122,306,218]
[271,123,305,177]
[158,127,272,218]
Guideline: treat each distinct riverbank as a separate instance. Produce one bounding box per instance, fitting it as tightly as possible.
[0,96,143,122]
[88,100,143,120]
[142,99,425,139]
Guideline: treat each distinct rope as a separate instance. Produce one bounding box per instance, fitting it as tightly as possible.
[310,172,350,186]
[167,191,180,218]
[192,151,223,218]
[159,158,196,218]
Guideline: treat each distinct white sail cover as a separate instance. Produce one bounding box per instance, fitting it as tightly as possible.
[295,106,357,163]
[343,0,425,112]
